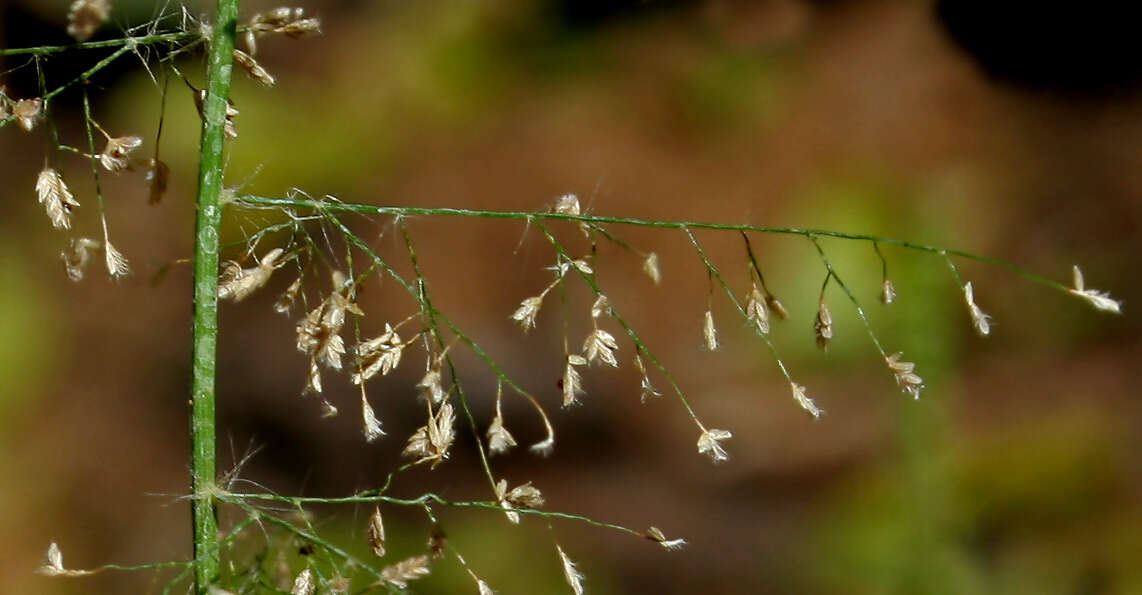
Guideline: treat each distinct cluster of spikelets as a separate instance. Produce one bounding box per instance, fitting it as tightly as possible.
[4,3,320,283]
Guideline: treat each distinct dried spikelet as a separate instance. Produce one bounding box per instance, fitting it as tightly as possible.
[814,301,833,351]
[36,168,80,230]
[60,237,100,281]
[486,390,517,455]
[510,296,543,331]
[0,90,8,120]
[367,506,386,557]
[477,579,496,595]
[218,248,283,301]
[553,258,593,276]
[417,365,446,404]
[250,7,322,39]
[529,434,555,457]
[36,542,66,576]
[379,555,432,589]
[556,545,586,595]
[146,159,169,204]
[582,328,619,367]
[320,398,338,417]
[66,0,111,41]
[590,294,610,319]
[99,134,143,172]
[103,239,130,279]
[13,98,42,131]
[296,281,362,371]
[745,284,769,334]
[290,568,315,595]
[561,354,586,407]
[232,49,276,86]
[886,353,924,399]
[643,252,661,285]
[554,193,580,215]
[402,402,455,467]
[633,354,661,402]
[962,282,991,336]
[766,294,790,320]
[880,278,897,304]
[193,88,239,139]
[428,524,448,560]
[1070,265,1122,313]
[790,382,824,419]
[646,526,687,551]
[304,359,322,394]
[274,276,303,314]
[697,427,732,463]
[361,391,384,441]
[495,479,544,524]
[353,324,404,383]
[703,309,719,351]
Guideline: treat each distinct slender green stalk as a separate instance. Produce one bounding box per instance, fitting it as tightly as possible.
[190,0,239,592]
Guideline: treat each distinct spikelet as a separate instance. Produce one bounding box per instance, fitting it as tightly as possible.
[963,282,991,336]
[402,402,455,467]
[99,134,143,172]
[496,479,545,524]
[556,545,585,595]
[880,278,897,304]
[486,387,517,455]
[553,193,580,215]
[745,284,770,334]
[361,391,384,441]
[697,427,732,463]
[1069,265,1122,313]
[510,296,543,331]
[378,555,431,589]
[791,382,823,419]
[60,237,100,281]
[367,506,386,557]
[103,239,130,279]
[561,354,586,407]
[643,252,662,285]
[646,526,687,551]
[35,168,80,230]
[218,248,283,301]
[290,568,315,595]
[886,353,924,399]
[353,324,404,382]
[582,329,619,367]
[13,98,42,131]
[703,309,719,351]
[67,0,111,41]
[232,49,276,86]
[814,301,833,350]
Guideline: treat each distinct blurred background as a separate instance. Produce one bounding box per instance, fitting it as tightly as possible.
[2,0,1140,593]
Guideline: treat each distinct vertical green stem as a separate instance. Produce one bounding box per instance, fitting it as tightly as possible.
[191,0,239,592]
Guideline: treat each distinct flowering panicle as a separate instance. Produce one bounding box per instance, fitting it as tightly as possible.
[703,309,718,351]
[35,168,80,230]
[66,0,110,41]
[886,353,923,399]
[1069,265,1122,314]
[402,402,455,467]
[510,296,543,331]
[646,526,687,551]
[697,427,732,463]
[963,282,991,336]
[218,248,284,302]
[495,479,545,524]
[791,382,823,419]
[352,324,405,383]
[556,545,586,595]
[367,506,386,557]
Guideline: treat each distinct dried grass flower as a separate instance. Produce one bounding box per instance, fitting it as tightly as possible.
[402,402,455,467]
[643,252,661,285]
[814,301,833,351]
[486,393,517,455]
[218,248,284,302]
[66,0,111,41]
[561,354,586,407]
[745,284,770,334]
[633,354,661,402]
[379,555,432,589]
[353,324,404,383]
[791,382,824,419]
[556,545,586,595]
[273,276,303,314]
[880,278,897,304]
[963,282,991,336]
[495,479,545,524]
[361,391,384,441]
[590,294,611,319]
[696,427,732,463]
[291,568,315,595]
[35,168,80,230]
[582,328,619,367]
[1070,265,1122,314]
[510,296,543,331]
[886,352,924,399]
[103,238,130,279]
[367,506,385,557]
[703,309,719,351]
[554,193,580,215]
[99,133,143,172]
[60,237,101,281]
[767,294,790,320]
[13,98,42,131]
[646,526,687,551]
[232,49,276,86]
